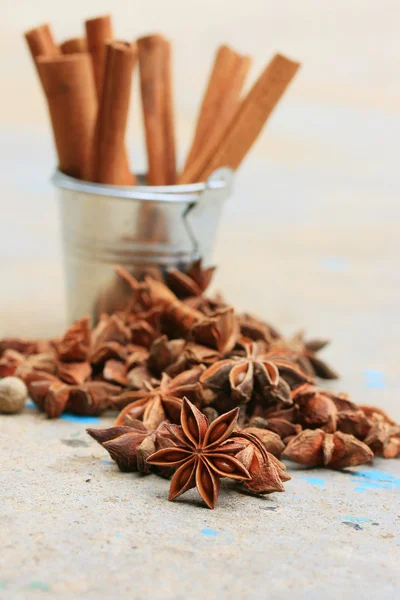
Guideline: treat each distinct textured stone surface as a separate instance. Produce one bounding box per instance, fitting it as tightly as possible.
[1,405,399,599]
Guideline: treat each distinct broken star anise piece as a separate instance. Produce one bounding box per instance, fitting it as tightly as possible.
[87,420,173,474]
[269,331,338,380]
[1,349,58,379]
[201,340,309,406]
[54,317,91,362]
[147,398,250,509]
[91,314,132,352]
[57,360,92,385]
[283,429,374,469]
[67,381,122,416]
[292,384,339,433]
[363,422,400,459]
[193,306,239,354]
[28,379,71,418]
[148,335,220,378]
[251,405,301,439]
[240,427,285,458]
[113,367,204,429]
[233,431,290,494]
[166,259,216,298]
[183,292,226,317]
[238,313,281,343]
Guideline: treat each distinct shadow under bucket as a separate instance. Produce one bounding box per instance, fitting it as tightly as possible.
[52,167,233,324]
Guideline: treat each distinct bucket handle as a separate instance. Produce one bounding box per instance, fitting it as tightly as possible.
[182,167,234,259]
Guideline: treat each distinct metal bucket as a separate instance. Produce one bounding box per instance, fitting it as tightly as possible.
[52,167,233,324]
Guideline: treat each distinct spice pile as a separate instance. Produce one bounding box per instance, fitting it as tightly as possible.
[24,15,299,185]
[1,263,399,509]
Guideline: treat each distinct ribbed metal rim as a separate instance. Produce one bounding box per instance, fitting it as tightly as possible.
[52,168,233,203]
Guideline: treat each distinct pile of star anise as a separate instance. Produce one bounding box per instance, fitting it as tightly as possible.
[1,262,399,509]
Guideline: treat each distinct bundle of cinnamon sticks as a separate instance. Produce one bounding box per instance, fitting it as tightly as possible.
[25,16,300,186]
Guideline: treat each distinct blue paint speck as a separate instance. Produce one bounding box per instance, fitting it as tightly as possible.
[353,469,400,492]
[25,399,36,408]
[60,413,101,424]
[102,460,112,465]
[300,476,325,486]
[201,528,220,537]
[363,370,386,389]
[115,533,121,539]
[342,516,371,524]
[321,257,349,271]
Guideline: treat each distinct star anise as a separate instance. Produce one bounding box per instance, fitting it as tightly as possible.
[0,349,57,379]
[292,384,339,433]
[91,314,132,352]
[183,292,226,317]
[123,307,163,347]
[201,340,310,406]
[359,404,397,425]
[363,422,400,458]
[147,398,251,508]
[283,429,374,469]
[232,431,290,493]
[68,381,123,415]
[28,380,71,418]
[192,306,239,354]
[90,340,129,365]
[238,313,281,343]
[140,277,204,332]
[148,335,220,377]
[166,259,215,298]
[0,337,48,357]
[29,379,122,417]
[269,331,338,379]
[240,426,285,457]
[249,406,301,439]
[87,420,173,473]
[55,317,91,362]
[102,359,129,386]
[57,361,92,385]
[113,368,204,429]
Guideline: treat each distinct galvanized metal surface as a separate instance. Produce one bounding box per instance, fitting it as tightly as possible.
[53,168,233,324]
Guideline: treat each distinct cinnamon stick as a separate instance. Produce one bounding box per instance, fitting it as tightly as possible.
[36,53,97,179]
[179,45,251,183]
[60,37,88,54]
[137,35,176,185]
[196,54,300,181]
[85,15,114,98]
[86,41,137,185]
[24,23,60,61]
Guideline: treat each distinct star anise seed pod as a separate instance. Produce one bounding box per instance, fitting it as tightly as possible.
[269,331,338,379]
[292,384,338,433]
[166,260,215,298]
[283,429,374,469]
[87,420,173,473]
[241,427,285,457]
[147,398,250,509]
[232,430,290,494]
[113,367,204,429]
[192,306,239,354]
[57,361,92,385]
[238,313,281,343]
[55,317,91,362]
[201,341,309,406]
[67,382,122,416]
[363,422,400,459]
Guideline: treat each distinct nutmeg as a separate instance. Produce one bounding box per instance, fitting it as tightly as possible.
[0,376,28,414]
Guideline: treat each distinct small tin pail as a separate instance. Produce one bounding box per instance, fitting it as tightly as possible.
[52,167,233,324]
